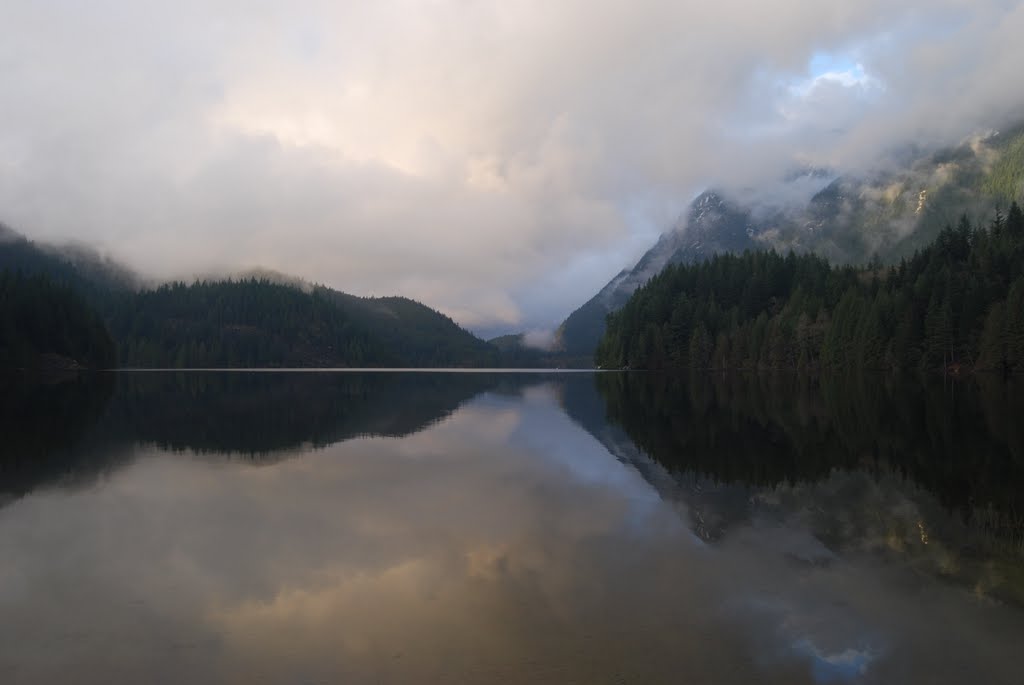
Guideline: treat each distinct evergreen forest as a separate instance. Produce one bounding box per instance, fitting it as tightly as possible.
[106,280,499,368]
[596,203,1024,374]
[0,229,516,369]
[0,271,116,369]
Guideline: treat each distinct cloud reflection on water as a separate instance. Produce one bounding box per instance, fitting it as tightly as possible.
[0,373,1022,684]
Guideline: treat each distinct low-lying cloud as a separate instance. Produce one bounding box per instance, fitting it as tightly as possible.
[1,1,1023,332]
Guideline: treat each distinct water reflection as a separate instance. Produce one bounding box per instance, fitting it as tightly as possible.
[0,371,543,501]
[592,374,1024,585]
[0,372,116,501]
[107,371,515,457]
[595,372,1024,522]
[0,371,1021,684]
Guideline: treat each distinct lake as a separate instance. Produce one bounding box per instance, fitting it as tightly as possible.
[1,370,1023,684]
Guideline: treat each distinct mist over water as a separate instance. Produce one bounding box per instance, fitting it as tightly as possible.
[1,370,1022,684]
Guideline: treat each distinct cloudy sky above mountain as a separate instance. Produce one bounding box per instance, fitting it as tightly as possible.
[2,1,1023,334]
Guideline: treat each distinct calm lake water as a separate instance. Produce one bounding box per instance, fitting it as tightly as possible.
[1,370,1023,684]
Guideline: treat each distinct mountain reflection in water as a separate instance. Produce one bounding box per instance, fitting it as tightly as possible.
[0,370,1022,684]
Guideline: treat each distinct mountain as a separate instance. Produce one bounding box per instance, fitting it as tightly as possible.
[558,191,757,357]
[557,126,1024,361]
[595,208,1024,374]
[316,290,499,367]
[0,227,506,368]
[0,225,134,298]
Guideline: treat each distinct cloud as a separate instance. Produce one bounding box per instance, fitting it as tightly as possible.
[1,1,1023,331]
[522,329,556,350]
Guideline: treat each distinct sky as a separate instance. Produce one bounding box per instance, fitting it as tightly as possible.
[2,1,1024,336]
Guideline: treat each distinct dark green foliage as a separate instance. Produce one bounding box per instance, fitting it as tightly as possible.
[596,203,1024,374]
[107,279,501,368]
[318,290,499,368]
[0,270,116,369]
[1,228,507,368]
[109,279,377,367]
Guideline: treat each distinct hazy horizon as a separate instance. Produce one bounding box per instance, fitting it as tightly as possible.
[2,1,1024,337]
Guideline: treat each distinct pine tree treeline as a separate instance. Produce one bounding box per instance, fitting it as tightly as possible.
[0,270,116,369]
[108,279,500,368]
[109,279,380,368]
[595,203,1024,374]
[1,230,508,369]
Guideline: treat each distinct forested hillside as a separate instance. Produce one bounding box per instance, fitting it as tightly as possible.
[319,290,499,367]
[109,279,383,367]
[560,128,1024,361]
[108,280,498,368]
[0,271,116,369]
[596,203,1024,374]
[1,229,503,368]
